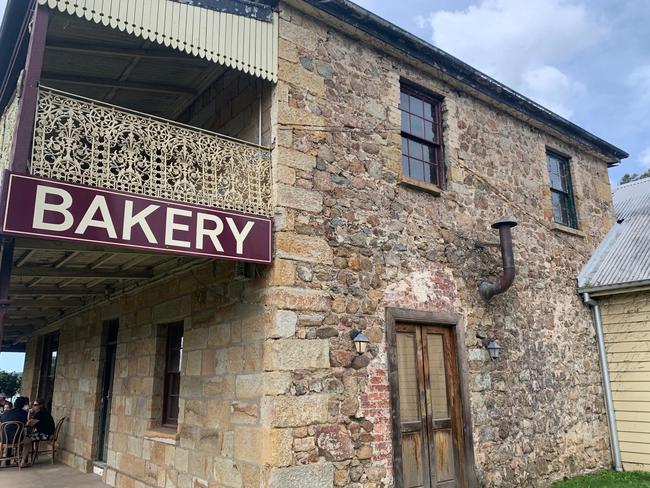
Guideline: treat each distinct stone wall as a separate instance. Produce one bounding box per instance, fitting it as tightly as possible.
[21,261,284,488]
[19,2,620,487]
[179,69,273,146]
[261,2,616,486]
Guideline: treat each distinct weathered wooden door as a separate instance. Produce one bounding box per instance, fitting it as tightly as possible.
[394,324,465,488]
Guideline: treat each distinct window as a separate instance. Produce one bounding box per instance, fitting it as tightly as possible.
[162,322,184,427]
[400,84,443,187]
[547,151,578,228]
[37,331,59,412]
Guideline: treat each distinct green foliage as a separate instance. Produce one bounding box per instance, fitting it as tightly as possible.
[551,470,650,487]
[620,169,650,185]
[0,370,21,398]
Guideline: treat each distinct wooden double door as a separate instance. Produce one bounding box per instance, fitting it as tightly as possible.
[393,324,466,488]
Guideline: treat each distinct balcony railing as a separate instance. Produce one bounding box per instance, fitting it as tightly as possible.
[30,87,273,217]
[0,90,20,174]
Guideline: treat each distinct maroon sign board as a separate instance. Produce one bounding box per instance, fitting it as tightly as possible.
[1,173,272,264]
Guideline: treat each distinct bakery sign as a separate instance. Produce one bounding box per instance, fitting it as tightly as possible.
[1,173,272,263]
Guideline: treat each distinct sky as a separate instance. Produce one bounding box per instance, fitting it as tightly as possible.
[0,0,647,371]
[353,0,650,185]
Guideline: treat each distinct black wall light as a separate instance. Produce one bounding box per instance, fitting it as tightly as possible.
[477,334,503,360]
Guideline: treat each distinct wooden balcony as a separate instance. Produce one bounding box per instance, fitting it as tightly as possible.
[29,87,273,217]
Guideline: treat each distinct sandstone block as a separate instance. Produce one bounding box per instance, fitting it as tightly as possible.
[262,394,331,428]
[268,464,334,488]
[276,184,323,213]
[212,458,242,488]
[278,58,325,96]
[266,309,297,339]
[236,372,292,399]
[262,287,331,312]
[268,257,295,286]
[280,147,317,172]
[275,233,334,264]
[263,339,329,371]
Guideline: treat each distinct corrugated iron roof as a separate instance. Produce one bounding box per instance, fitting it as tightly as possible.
[578,178,650,292]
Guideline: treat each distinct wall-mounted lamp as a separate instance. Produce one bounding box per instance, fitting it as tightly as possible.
[477,334,503,361]
[350,330,369,355]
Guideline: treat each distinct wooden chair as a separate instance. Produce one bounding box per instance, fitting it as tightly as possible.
[32,417,65,465]
[0,421,25,469]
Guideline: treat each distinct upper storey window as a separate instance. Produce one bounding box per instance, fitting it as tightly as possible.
[400,84,444,187]
[547,151,578,229]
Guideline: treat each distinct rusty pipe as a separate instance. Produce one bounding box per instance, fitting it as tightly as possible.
[479,217,517,301]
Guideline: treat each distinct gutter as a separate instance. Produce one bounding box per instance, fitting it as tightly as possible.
[582,292,623,471]
[301,0,628,164]
[578,278,650,296]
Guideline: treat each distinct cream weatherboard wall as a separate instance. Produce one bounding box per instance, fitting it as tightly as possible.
[601,290,650,470]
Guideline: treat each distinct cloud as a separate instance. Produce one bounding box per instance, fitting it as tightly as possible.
[520,65,585,117]
[627,65,650,104]
[416,0,608,118]
[639,147,650,169]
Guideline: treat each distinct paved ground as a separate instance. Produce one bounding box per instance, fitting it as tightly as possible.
[0,461,108,486]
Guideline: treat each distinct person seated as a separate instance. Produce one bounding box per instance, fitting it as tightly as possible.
[2,401,12,412]
[0,392,6,414]
[0,396,28,427]
[20,399,55,467]
[0,396,28,465]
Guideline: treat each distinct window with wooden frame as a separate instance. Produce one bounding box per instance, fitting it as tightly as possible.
[400,83,444,187]
[162,322,184,427]
[547,150,578,229]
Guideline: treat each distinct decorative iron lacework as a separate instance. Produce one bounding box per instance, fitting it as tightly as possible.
[0,90,19,175]
[31,88,273,217]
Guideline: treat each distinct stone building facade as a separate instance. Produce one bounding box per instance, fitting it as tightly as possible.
[5,0,628,487]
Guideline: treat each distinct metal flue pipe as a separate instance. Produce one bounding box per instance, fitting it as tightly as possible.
[479,217,517,301]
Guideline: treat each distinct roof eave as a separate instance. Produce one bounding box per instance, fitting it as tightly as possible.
[301,0,628,163]
[578,279,650,295]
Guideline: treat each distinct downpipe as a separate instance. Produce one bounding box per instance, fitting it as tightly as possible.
[583,292,623,471]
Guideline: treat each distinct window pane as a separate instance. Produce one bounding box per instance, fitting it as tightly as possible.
[396,332,420,422]
[400,91,409,111]
[402,155,409,176]
[167,348,181,373]
[552,191,569,226]
[408,139,423,160]
[409,115,424,139]
[424,121,434,141]
[421,145,430,162]
[559,159,572,190]
[410,95,424,117]
[427,334,449,418]
[401,136,408,155]
[423,102,433,121]
[410,159,424,181]
[401,110,409,132]
[547,154,564,191]
[424,163,436,185]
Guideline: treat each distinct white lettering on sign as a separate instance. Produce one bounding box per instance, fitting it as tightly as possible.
[123,201,159,244]
[33,185,74,232]
[165,208,192,248]
[226,218,255,255]
[75,195,117,238]
[17,180,264,259]
[196,213,224,251]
